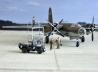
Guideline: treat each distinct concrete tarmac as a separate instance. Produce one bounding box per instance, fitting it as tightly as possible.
[0,30,98,72]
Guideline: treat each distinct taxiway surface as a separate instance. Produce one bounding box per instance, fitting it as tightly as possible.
[0,30,98,72]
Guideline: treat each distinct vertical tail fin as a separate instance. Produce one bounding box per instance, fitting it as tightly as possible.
[48,7,53,24]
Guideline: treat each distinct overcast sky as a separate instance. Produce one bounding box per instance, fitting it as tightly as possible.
[0,0,98,24]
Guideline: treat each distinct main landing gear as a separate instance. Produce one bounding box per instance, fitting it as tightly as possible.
[81,36,85,42]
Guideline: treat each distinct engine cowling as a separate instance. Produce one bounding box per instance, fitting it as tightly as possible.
[78,27,86,36]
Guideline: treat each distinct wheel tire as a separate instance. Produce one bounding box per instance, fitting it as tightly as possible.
[18,43,23,49]
[76,41,79,47]
[81,36,85,42]
[37,51,42,54]
[22,48,27,53]
[37,47,43,54]
[27,50,30,53]
[22,50,26,53]
[42,48,45,52]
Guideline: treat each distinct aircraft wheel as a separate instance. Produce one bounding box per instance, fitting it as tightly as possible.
[81,36,85,42]
[76,41,79,47]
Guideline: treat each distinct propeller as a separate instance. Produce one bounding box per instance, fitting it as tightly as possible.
[48,19,64,37]
[91,16,95,41]
[46,7,64,43]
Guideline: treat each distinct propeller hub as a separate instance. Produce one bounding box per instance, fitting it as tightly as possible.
[54,23,58,27]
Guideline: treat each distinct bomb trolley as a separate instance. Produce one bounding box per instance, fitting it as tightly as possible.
[18,27,45,54]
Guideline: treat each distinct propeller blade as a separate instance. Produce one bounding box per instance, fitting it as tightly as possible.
[91,16,94,41]
[91,30,94,41]
[48,21,54,27]
[59,19,63,24]
[92,16,96,30]
[56,29,64,37]
[92,16,95,29]
[48,21,55,31]
[92,16,94,26]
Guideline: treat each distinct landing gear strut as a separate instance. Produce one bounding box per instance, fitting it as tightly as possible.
[81,36,85,42]
[76,40,79,47]
[45,36,49,43]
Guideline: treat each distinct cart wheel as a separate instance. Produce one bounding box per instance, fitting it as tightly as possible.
[27,50,30,53]
[37,51,42,54]
[22,48,27,53]
[18,43,23,49]
[42,48,45,52]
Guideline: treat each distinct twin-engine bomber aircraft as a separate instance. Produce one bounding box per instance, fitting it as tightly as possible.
[26,7,96,47]
[34,7,86,47]
[4,7,93,47]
